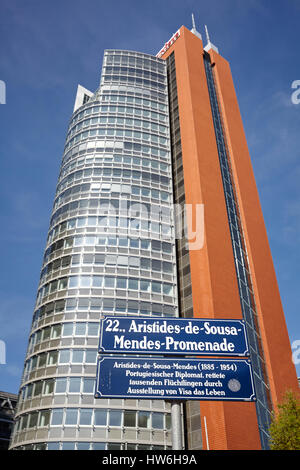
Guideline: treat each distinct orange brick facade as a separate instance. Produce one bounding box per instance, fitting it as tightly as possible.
[161,26,298,450]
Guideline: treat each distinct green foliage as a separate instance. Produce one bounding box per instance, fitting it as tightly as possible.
[269,390,300,450]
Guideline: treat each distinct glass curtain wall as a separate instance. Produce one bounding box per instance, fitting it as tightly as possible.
[10,50,179,450]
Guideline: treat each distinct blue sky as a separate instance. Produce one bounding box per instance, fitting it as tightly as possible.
[0,0,299,394]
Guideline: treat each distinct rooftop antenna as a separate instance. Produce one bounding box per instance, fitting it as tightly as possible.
[192,13,196,31]
[191,13,202,40]
[204,24,210,44]
[203,24,219,54]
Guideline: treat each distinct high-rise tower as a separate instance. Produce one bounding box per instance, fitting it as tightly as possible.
[10,24,298,451]
[160,25,299,450]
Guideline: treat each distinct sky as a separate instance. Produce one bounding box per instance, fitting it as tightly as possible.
[0,0,300,394]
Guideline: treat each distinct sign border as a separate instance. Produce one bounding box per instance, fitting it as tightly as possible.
[98,316,250,357]
[95,356,256,402]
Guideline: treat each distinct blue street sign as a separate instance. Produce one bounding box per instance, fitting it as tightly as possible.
[95,357,256,401]
[98,316,249,357]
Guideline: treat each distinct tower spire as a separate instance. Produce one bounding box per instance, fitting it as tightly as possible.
[203,24,219,54]
[204,24,210,44]
[190,13,202,40]
[192,13,196,31]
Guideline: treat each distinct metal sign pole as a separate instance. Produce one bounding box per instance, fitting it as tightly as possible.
[171,401,183,450]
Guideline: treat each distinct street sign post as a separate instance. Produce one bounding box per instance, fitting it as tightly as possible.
[95,356,256,402]
[98,316,249,357]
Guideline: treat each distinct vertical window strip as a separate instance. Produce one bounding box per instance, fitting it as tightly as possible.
[166,52,193,320]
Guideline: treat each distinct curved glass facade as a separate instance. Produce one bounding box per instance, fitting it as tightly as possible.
[10,50,179,450]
